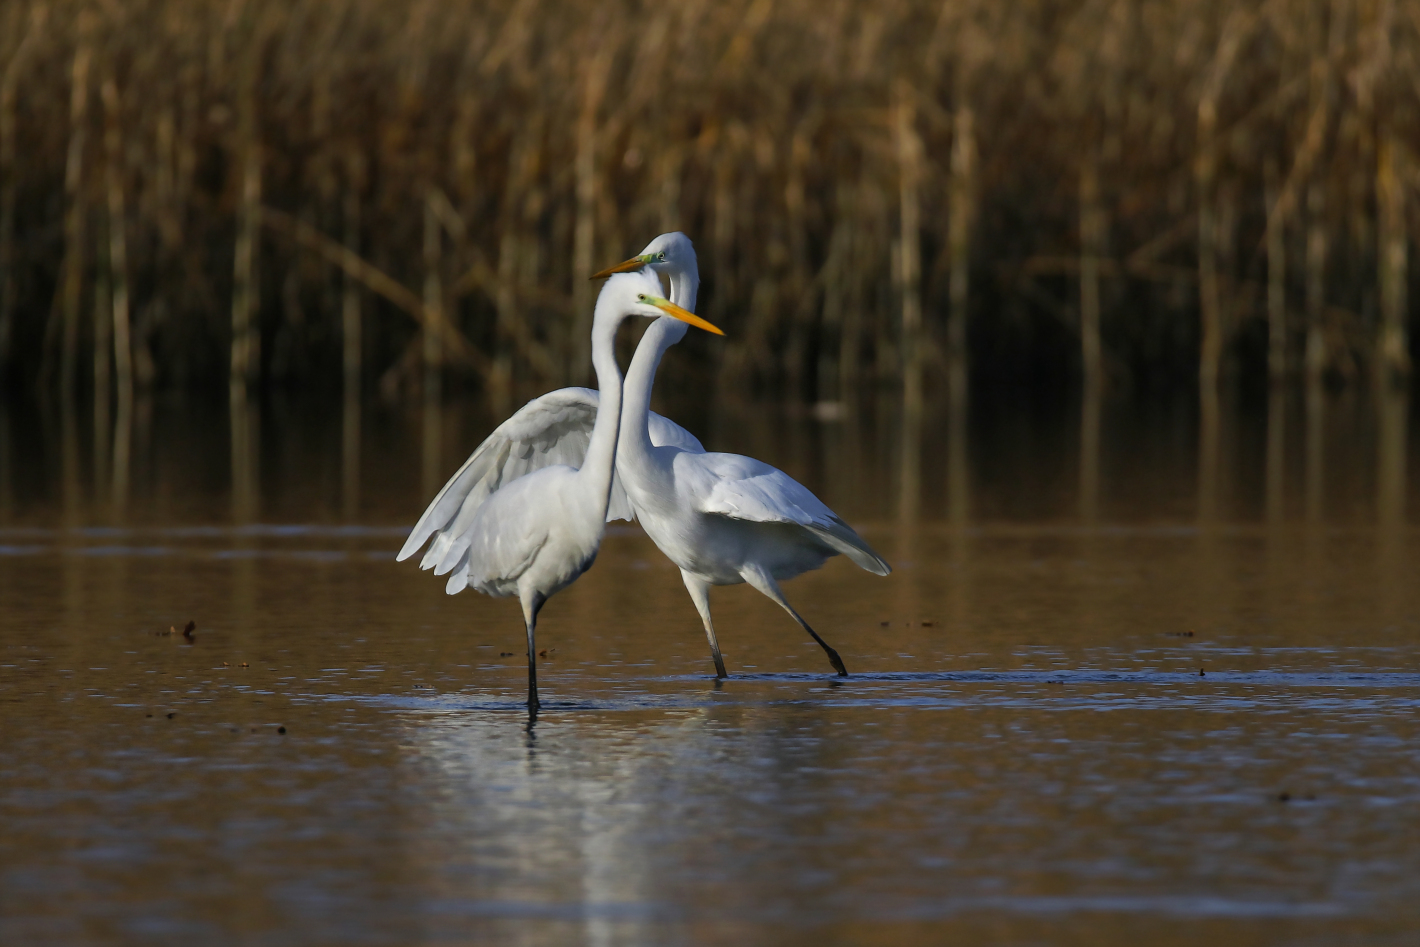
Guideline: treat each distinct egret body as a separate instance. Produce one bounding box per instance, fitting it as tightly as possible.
[397,270,721,711]
[595,233,890,677]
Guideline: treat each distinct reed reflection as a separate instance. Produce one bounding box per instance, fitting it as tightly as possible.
[946,371,971,632]
[1266,381,1286,526]
[342,387,361,522]
[1079,379,1102,527]
[1197,384,1220,528]
[421,389,443,504]
[897,384,922,546]
[1376,385,1408,534]
[230,387,259,525]
[92,320,110,507]
[59,393,83,529]
[110,381,131,521]
[0,404,12,522]
[1305,378,1326,529]
[342,207,362,521]
[896,392,921,629]
[1376,383,1408,621]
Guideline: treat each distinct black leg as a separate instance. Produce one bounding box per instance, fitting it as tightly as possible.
[741,567,848,677]
[522,592,545,714]
[801,618,848,677]
[526,618,541,713]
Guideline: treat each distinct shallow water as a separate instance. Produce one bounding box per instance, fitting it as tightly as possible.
[2,387,1419,945]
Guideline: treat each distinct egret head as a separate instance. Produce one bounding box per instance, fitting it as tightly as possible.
[589,231,697,281]
[598,270,722,336]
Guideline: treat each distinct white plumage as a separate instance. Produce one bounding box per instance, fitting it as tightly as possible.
[402,232,888,682]
[398,387,703,585]
[397,268,721,711]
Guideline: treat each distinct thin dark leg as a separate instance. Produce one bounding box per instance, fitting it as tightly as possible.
[526,618,540,713]
[682,570,728,678]
[521,591,545,713]
[799,617,848,677]
[741,566,848,677]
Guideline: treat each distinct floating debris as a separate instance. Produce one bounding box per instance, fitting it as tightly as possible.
[277,726,287,735]
[499,652,515,657]
[181,620,196,641]
[1277,792,1291,802]
[538,648,556,658]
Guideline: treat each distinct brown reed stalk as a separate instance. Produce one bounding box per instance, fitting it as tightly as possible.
[231,49,262,394]
[101,75,131,414]
[1079,155,1103,387]
[572,46,611,382]
[92,204,109,469]
[0,3,46,376]
[422,186,443,401]
[1376,136,1409,383]
[894,81,923,422]
[1305,180,1327,385]
[1,0,1415,402]
[1196,11,1254,395]
[342,150,364,402]
[55,12,94,396]
[947,88,974,395]
[895,79,923,525]
[1264,158,1287,382]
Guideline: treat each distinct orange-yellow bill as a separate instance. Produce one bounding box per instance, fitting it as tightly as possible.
[648,296,724,336]
[589,256,649,280]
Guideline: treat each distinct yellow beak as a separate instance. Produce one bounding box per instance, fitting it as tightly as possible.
[589,255,650,280]
[648,296,724,336]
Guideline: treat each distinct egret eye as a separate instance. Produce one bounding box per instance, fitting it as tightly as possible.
[637,294,646,301]
[657,252,667,261]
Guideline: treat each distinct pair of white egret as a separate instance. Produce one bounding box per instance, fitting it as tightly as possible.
[397,233,890,711]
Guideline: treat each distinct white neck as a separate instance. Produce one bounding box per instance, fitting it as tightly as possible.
[581,299,629,513]
[620,265,698,461]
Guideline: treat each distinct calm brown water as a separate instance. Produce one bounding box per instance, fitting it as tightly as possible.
[3,386,1419,946]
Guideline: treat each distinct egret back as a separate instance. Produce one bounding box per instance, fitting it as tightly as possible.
[681,451,891,576]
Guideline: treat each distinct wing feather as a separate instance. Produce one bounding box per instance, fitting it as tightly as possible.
[398,388,601,564]
[398,387,707,569]
[686,452,891,576]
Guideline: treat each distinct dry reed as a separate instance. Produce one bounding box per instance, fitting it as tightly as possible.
[0,0,1415,405]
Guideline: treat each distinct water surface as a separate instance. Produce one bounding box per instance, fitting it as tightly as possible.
[2,388,1419,945]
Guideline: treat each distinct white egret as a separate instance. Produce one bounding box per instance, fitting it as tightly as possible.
[592,233,890,678]
[396,269,722,711]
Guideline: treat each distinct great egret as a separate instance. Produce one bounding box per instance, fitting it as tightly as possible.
[592,233,890,677]
[396,269,722,711]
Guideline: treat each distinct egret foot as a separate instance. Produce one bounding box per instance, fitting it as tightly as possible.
[805,624,848,677]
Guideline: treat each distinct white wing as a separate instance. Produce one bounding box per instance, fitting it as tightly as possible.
[646,410,706,455]
[397,387,704,569]
[681,452,891,576]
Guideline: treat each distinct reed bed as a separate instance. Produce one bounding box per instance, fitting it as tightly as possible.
[0,0,1416,408]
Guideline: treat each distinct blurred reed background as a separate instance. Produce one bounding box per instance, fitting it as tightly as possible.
[0,0,1416,525]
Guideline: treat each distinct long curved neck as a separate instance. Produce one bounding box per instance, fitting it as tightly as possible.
[668,265,699,313]
[581,311,625,513]
[619,267,698,463]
